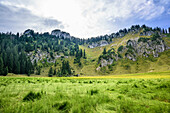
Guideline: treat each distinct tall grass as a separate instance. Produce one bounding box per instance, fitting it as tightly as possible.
[0,77,170,112]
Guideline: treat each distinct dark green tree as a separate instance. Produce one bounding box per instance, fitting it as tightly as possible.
[79,49,83,57]
[58,60,72,77]
[162,29,165,34]
[118,46,123,52]
[25,58,33,75]
[53,68,56,75]
[8,53,13,73]
[103,48,107,54]
[165,29,167,34]
[83,49,86,59]
[36,66,41,75]
[48,67,53,77]
[0,57,3,75]
[3,67,8,76]
[27,70,31,76]
[16,62,20,74]
[13,49,19,74]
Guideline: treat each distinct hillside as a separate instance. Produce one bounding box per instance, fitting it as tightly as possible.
[79,31,170,76]
[0,25,170,77]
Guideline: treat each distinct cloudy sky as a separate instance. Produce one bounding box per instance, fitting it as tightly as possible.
[0,0,170,38]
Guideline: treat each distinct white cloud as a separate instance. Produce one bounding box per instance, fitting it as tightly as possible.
[0,0,169,38]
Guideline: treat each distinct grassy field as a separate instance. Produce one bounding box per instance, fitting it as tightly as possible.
[0,72,170,113]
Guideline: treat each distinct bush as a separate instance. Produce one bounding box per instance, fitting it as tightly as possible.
[118,45,123,52]
[138,37,149,43]
[90,89,98,95]
[151,32,161,41]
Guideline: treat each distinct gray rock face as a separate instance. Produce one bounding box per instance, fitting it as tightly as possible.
[51,29,71,39]
[28,49,68,64]
[88,40,109,48]
[100,58,113,67]
[126,38,168,60]
[140,31,154,36]
[24,29,34,37]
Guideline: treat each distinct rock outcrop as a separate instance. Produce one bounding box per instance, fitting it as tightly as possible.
[88,40,109,48]
[23,29,34,37]
[97,33,169,69]
[28,49,68,64]
[51,29,71,39]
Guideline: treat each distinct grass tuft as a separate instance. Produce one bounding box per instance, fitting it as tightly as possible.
[23,91,42,101]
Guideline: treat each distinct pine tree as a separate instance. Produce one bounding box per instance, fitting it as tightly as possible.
[19,51,26,74]
[103,48,107,55]
[3,67,8,76]
[0,57,4,75]
[53,68,56,75]
[83,49,86,59]
[8,53,13,73]
[2,52,7,67]
[13,52,18,74]
[162,29,165,34]
[25,58,33,75]
[66,61,71,75]
[27,70,31,76]
[16,62,20,74]
[79,49,83,57]
[48,67,53,77]
[165,29,167,34]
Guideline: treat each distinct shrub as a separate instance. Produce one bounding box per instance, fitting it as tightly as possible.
[90,89,98,95]
[138,37,149,43]
[118,45,123,52]
[151,32,161,41]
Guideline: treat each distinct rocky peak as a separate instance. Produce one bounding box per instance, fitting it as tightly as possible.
[51,29,71,39]
[23,29,34,37]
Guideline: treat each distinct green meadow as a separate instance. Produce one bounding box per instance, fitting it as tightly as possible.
[0,73,170,113]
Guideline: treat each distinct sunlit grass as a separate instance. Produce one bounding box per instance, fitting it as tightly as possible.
[0,75,170,113]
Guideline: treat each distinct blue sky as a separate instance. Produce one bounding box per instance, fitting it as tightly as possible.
[0,0,170,38]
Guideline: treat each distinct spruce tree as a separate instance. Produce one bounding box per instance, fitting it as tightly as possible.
[165,29,167,34]
[16,62,20,74]
[13,54,18,74]
[8,53,13,73]
[27,70,31,76]
[103,48,107,55]
[79,49,83,57]
[53,69,56,75]
[2,52,7,67]
[48,67,53,77]
[0,57,3,75]
[162,29,165,34]
[3,67,8,76]
[83,49,86,59]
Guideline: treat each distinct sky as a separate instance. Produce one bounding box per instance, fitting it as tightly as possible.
[0,0,170,38]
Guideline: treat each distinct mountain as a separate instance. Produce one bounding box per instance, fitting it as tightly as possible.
[0,25,170,76]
